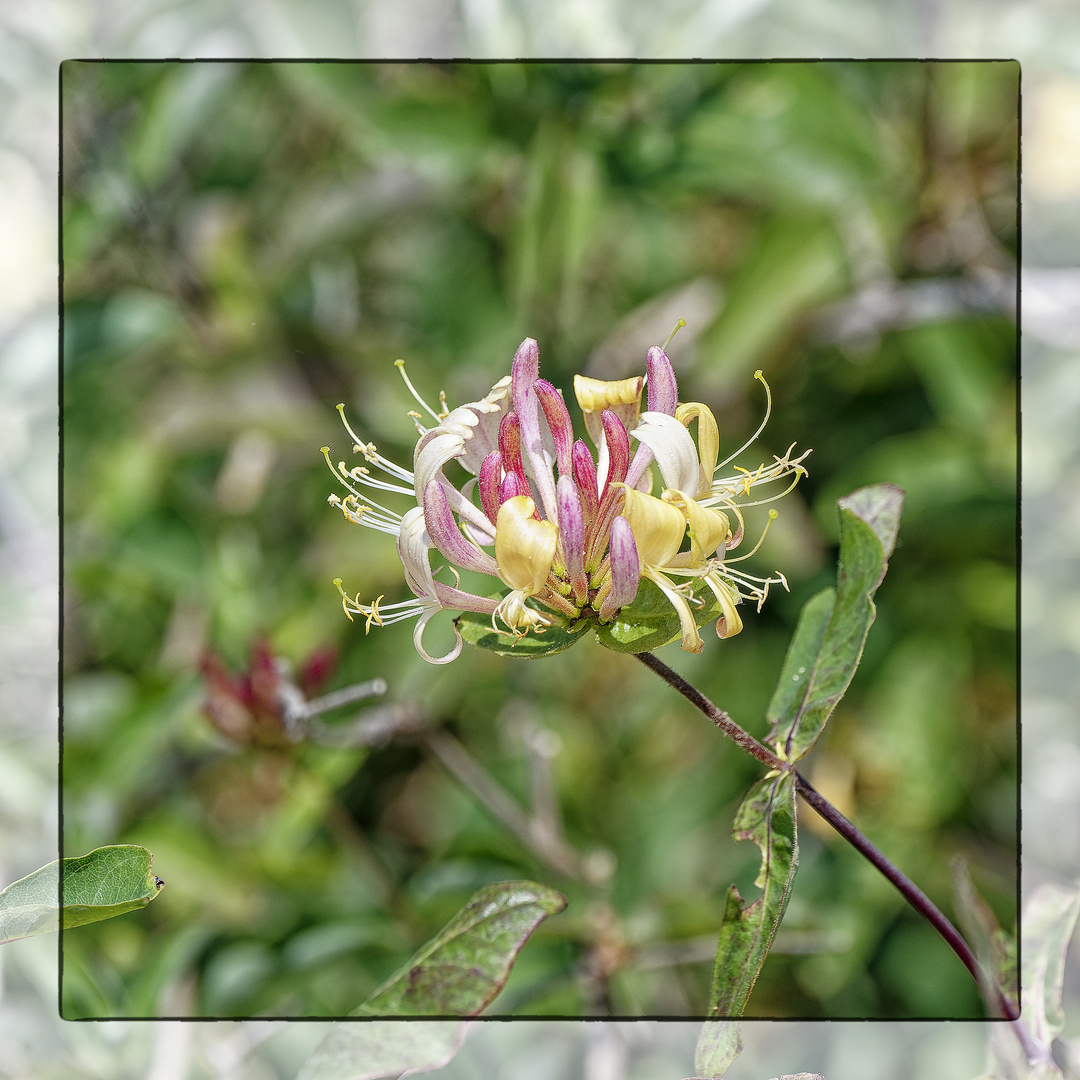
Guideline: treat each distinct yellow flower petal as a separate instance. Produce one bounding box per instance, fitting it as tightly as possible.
[573,374,644,446]
[704,572,744,639]
[495,495,559,595]
[620,486,687,568]
[645,569,704,654]
[662,489,730,566]
[675,402,720,498]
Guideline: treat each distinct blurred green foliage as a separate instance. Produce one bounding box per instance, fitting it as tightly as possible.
[61,60,1017,1018]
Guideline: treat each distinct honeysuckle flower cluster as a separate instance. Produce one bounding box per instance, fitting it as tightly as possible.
[324,337,809,664]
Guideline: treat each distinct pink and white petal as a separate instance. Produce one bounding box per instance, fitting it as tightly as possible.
[422,480,500,577]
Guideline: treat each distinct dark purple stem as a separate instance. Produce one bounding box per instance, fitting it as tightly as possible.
[634,650,1018,1022]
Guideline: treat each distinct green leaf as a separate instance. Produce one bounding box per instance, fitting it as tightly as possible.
[355,880,566,1016]
[594,577,722,654]
[765,483,904,762]
[297,1021,467,1080]
[708,772,798,1017]
[455,603,590,658]
[691,1020,742,1078]
[0,845,163,944]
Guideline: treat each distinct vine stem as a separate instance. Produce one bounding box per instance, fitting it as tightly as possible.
[634,651,1018,1022]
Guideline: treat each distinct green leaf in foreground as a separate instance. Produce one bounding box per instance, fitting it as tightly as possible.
[594,576,722,654]
[765,483,904,762]
[297,1021,467,1080]
[456,577,726,657]
[355,880,566,1016]
[708,772,798,1017]
[0,845,163,944]
[690,1019,743,1079]
[456,602,590,658]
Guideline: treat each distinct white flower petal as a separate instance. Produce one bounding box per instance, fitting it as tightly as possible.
[630,411,701,495]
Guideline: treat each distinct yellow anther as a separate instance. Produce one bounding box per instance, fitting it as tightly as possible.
[333,578,355,622]
[364,596,385,633]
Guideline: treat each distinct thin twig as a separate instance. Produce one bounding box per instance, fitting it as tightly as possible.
[794,775,1016,1019]
[419,727,585,881]
[635,650,1020,1021]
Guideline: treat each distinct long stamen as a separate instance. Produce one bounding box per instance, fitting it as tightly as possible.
[723,509,779,563]
[394,359,444,423]
[716,370,773,470]
[661,318,686,352]
[722,467,807,509]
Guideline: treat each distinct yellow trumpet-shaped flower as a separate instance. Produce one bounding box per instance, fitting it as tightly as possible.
[620,484,741,653]
[619,484,687,568]
[495,496,559,594]
[573,374,644,447]
[493,495,559,634]
[661,488,730,567]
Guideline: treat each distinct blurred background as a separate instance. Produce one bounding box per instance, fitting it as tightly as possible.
[0,0,1075,1076]
[58,59,1016,1020]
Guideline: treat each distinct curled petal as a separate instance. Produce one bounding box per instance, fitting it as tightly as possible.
[397,505,438,598]
[423,480,500,577]
[703,573,744,639]
[413,429,465,502]
[495,495,559,595]
[534,378,574,477]
[413,606,464,665]
[600,515,641,620]
[675,402,720,498]
[645,345,678,416]
[413,428,494,538]
[662,489,731,566]
[620,486,687,568]
[574,374,644,447]
[556,475,587,602]
[442,375,513,474]
[648,570,704,654]
[630,411,701,495]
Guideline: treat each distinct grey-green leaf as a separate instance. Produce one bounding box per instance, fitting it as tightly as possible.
[297,1021,467,1080]
[594,577,723,654]
[692,1019,743,1078]
[1022,881,1080,1048]
[355,880,566,1016]
[765,483,904,762]
[708,772,798,1016]
[0,845,163,944]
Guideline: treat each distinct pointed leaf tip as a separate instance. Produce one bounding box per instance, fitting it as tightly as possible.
[356,880,566,1017]
[837,483,904,558]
